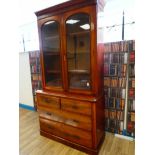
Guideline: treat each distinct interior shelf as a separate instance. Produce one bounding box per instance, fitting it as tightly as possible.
[68,69,90,74]
[44,35,59,40]
[44,52,60,56]
[68,30,89,36]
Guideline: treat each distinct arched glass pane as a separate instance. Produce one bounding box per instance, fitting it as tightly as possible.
[41,21,62,87]
[66,13,91,90]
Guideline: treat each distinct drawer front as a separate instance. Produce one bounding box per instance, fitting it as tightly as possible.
[61,98,92,116]
[39,109,92,131]
[37,94,60,109]
[40,118,92,148]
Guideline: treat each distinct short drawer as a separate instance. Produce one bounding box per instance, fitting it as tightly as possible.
[61,98,92,116]
[40,118,92,148]
[39,109,92,131]
[37,94,60,109]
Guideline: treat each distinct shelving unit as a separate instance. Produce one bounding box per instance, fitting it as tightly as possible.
[104,40,135,136]
[29,51,42,110]
[127,40,135,137]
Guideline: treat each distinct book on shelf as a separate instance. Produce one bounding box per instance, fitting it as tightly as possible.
[129,64,135,77]
[129,88,135,98]
[116,121,124,132]
[116,111,124,121]
[105,118,110,129]
[32,81,42,90]
[119,77,126,88]
[120,99,125,110]
[111,77,118,87]
[116,98,125,110]
[130,113,135,122]
[118,88,126,99]
[33,88,37,95]
[104,88,108,97]
[133,40,135,51]
[129,51,135,62]
[124,53,128,64]
[120,41,124,52]
[104,64,109,75]
[116,98,120,109]
[104,88,111,97]
[109,119,116,132]
[104,40,130,53]
[111,88,118,98]
[128,99,135,111]
[34,96,37,103]
[30,58,36,64]
[118,64,127,76]
[104,53,109,63]
[110,64,118,76]
[109,98,116,108]
[128,112,135,122]
[127,121,135,133]
[37,65,41,73]
[128,40,135,51]
[38,75,42,81]
[105,109,109,118]
[31,65,37,73]
[111,42,120,52]
[32,74,39,81]
[111,53,119,63]
[104,44,111,52]
[120,41,128,52]
[129,78,135,88]
[104,77,111,87]
[109,110,116,119]
[105,97,108,108]
[29,51,40,58]
[119,52,128,64]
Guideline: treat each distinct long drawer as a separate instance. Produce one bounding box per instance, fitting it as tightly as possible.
[61,98,92,116]
[39,109,92,131]
[37,94,60,109]
[40,118,92,148]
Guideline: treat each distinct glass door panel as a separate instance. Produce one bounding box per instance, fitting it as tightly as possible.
[41,20,62,87]
[66,13,91,90]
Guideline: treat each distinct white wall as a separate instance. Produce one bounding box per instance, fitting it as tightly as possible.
[19,0,70,25]
[19,52,34,107]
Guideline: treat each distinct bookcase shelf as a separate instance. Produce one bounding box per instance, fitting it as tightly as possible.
[104,40,135,136]
[29,51,42,110]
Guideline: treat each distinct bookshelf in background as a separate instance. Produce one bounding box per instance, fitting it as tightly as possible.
[104,41,128,135]
[29,51,42,110]
[104,40,135,137]
[127,40,135,137]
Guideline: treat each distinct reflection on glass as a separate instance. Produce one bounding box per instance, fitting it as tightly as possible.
[41,21,62,87]
[66,13,91,90]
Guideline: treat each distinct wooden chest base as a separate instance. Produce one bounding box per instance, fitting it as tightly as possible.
[40,130,105,155]
[36,90,105,155]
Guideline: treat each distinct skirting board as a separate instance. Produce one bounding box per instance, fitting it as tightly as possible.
[19,103,36,111]
[115,134,134,141]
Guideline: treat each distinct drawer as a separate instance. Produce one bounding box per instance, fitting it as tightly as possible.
[37,94,60,109]
[39,109,92,131]
[40,118,92,148]
[61,98,92,116]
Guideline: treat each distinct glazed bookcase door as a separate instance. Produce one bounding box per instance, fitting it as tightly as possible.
[65,12,92,92]
[39,17,63,90]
